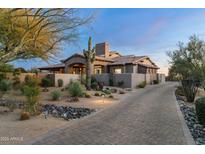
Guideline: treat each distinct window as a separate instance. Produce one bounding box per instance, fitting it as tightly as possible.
[114,68,122,74]
[95,68,102,74]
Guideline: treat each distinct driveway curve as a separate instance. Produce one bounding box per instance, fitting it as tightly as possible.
[33,82,188,145]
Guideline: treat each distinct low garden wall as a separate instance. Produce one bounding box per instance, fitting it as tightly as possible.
[94,73,110,86]
[54,73,80,87]
[112,73,132,88]
[131,73,146,88]
[94,73,162,88]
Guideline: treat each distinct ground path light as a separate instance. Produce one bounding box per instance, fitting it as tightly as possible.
[101,94,105,103]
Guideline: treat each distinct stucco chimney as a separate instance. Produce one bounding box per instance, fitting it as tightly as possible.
[95,42,109,57]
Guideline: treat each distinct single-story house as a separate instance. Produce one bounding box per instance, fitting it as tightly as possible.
[38,42,165,88]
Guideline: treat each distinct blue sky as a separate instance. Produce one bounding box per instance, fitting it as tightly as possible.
[12,8,205,75]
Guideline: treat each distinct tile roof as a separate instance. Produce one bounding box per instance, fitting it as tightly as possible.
[108,55,147,65]
[38,63,65,69]
[62,53,114,63]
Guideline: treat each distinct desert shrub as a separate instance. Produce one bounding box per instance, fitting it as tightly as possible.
[91,76,97,83]
[153,80,159,84]
[119,90,125,94]
[181,79,199,103]
[137,81,146,88]
[41,77,52,88]
[118,81,124,87]
[51,90,61,101]
[195,97,205,126]
[68,81,85,97]
[108,95,114,98]
[84,92,91,98]
[57,79,63,87]
[91,81,98,90]
[109,79,114,86]
[20,112,30,120]
[94,92,100,96]
[22,77,40,114]
[0,73,6,81]
[102,89,111,95]
[0,79,12,92]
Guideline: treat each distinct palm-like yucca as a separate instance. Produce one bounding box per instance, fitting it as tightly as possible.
[83,37,96,90]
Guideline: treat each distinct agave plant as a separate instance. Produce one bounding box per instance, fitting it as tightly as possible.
[83,37,96,90]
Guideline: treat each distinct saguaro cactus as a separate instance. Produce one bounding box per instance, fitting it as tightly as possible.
[83,37,96,90]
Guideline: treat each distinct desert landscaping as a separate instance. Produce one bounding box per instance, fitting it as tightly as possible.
[0,76,134,144]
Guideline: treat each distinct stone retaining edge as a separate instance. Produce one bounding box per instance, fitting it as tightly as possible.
[173,91,195,145]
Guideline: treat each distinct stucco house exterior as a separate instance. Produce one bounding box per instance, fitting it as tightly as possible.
[38,42,165,88]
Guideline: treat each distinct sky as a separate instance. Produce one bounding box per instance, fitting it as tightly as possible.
[12,8,205,75]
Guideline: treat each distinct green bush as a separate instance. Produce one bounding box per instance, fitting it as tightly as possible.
[0,73,6,81]
[0,79,12,92]
[41,77,52,88]
[153,80,159,84]
[51,90,61,101]
[137,81,146,88]
[91,76,97,83]
[102,89,111,95]
[22,77,40,114]
[68,81,85,97]
[57,79,63,87]
[195,97,205,126]
[91,81,98,90]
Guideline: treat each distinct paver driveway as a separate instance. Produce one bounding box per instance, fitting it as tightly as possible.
[33,82,188,145]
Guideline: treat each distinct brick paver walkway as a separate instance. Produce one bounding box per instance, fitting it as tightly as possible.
[33,82,187,144]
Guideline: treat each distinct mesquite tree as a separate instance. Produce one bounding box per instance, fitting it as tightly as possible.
[168,35,205,102]
[0,9,92,63]
[83,37,96,90]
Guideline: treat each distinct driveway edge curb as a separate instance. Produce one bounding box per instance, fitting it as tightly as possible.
[173,91,195,145]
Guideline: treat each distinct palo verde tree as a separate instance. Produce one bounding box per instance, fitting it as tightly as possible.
[0,9,92,63]
[168,35,205,102]
[83,37,96,90]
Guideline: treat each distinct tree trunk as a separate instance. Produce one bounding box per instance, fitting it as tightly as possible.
[86,60,92,90]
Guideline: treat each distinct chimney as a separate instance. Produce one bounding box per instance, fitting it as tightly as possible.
[95,42,109,57]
